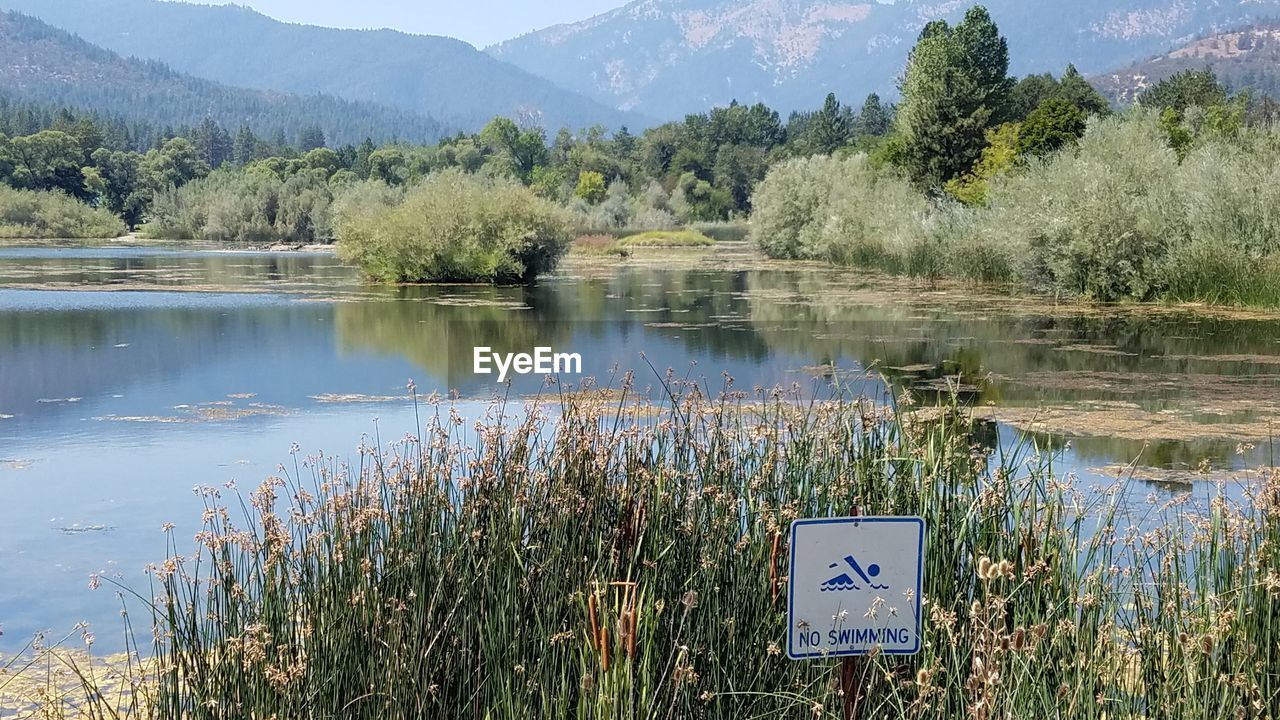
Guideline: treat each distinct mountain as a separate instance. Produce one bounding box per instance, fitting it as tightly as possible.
[488,0,1280,120]
[0,0,648,133]
[1092,25,1280,104]
[0,11,447,146]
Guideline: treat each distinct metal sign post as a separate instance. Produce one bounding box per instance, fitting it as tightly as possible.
[785,516,926,718]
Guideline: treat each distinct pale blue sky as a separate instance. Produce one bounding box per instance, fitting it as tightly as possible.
[183,0,626,47]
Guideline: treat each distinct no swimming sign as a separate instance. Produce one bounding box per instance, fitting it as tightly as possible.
[786,516,925,660]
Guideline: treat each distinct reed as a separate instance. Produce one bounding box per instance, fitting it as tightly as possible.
[18,379,1280,719]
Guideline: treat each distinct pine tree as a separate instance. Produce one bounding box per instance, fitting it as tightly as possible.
[233,126,259,165]
[297,126,326,152]
[809,93,852,155]
[895,6,1013,189]
[854,93,892,137]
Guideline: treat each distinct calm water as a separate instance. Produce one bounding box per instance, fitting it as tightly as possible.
[1,245,1277,649]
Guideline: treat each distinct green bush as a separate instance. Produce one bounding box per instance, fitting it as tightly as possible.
[749,109,1280,307]
[689,221,750,242]
[335,170,573,283]
[749,155,847,259]
[974,111,1181,300]
[818,155,932,271]
[145,167,337,243]
[0,185,126,239]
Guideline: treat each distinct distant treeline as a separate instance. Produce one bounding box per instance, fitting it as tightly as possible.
[0,86,899,240]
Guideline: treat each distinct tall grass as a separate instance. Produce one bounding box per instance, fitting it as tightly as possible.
[0,186,126,239]
[42,380,1268,719]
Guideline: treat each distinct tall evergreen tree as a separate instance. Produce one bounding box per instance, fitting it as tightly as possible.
[1058,65,1111,117]
[297,126,326,152]
[193,117,233,168]
[809,93,852,155]
[895,6,1013,189]
[233,126,258,165]
[854,93,892,137]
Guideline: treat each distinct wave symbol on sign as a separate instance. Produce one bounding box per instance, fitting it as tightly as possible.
[820,555,888,591]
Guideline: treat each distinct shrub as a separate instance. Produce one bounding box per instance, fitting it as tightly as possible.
[817,155,932,271]
[144,167,336,243]
[977,111,1180,300]
[689,221,750,242]
[758,109,1280,307]
[335,169,573,283]
[750,155,857,259]
[1160,132,1280,305]
[0,186,126,239]
[571,233,625,256]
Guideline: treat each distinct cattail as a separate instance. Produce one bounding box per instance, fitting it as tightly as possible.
[587,593,600,651]
[600,626,610,672]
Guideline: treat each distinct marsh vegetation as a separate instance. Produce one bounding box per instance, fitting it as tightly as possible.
[7,385,1278,719]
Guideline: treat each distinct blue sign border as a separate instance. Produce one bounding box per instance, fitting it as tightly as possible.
[786,516,925,660]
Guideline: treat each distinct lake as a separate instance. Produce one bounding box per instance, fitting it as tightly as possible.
[1,243,1277,649]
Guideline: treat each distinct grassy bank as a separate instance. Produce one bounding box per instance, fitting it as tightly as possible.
[752,110,1280,307]
[19,381,1274,719]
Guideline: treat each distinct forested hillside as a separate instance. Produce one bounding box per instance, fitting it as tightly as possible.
[0,0,647,132]
[1094,25,1280,104]
[0,12,447,147]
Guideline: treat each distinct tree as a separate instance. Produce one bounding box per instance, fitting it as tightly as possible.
[574,170,607,204]
[297,126,327,152]
[353,138,377,179]
[712,143,768,212]
[943,122,1021,206]
[0,133,14,183]
[1009,73,1061,120]
[1140,70,1228,114]
[1016,98,1086,157]
[193,118,234,169]
[140,137,210,191]
[303,148,341,177]
[854,94,892,137]
[233,126,260,166]
[7,130,88,198]
[673,171,733,222]
[808,93,853,155]
[895,6,1013,189]
[478,117,546,182]
[368,147,408,185]
[89,148,146,226]
[1057,65,1111,117]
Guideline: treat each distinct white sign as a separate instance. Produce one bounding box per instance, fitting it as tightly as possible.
[787,516,925,660]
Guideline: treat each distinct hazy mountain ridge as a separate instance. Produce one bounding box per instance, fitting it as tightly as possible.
[0,11,447,145]
[1093,24,1280,104]
[490,0,1280,119]
[0,0,648,132]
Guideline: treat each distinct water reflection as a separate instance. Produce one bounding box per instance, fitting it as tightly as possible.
[1,245,1278,648]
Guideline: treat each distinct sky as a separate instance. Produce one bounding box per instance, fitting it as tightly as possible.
[184,0,627,47]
